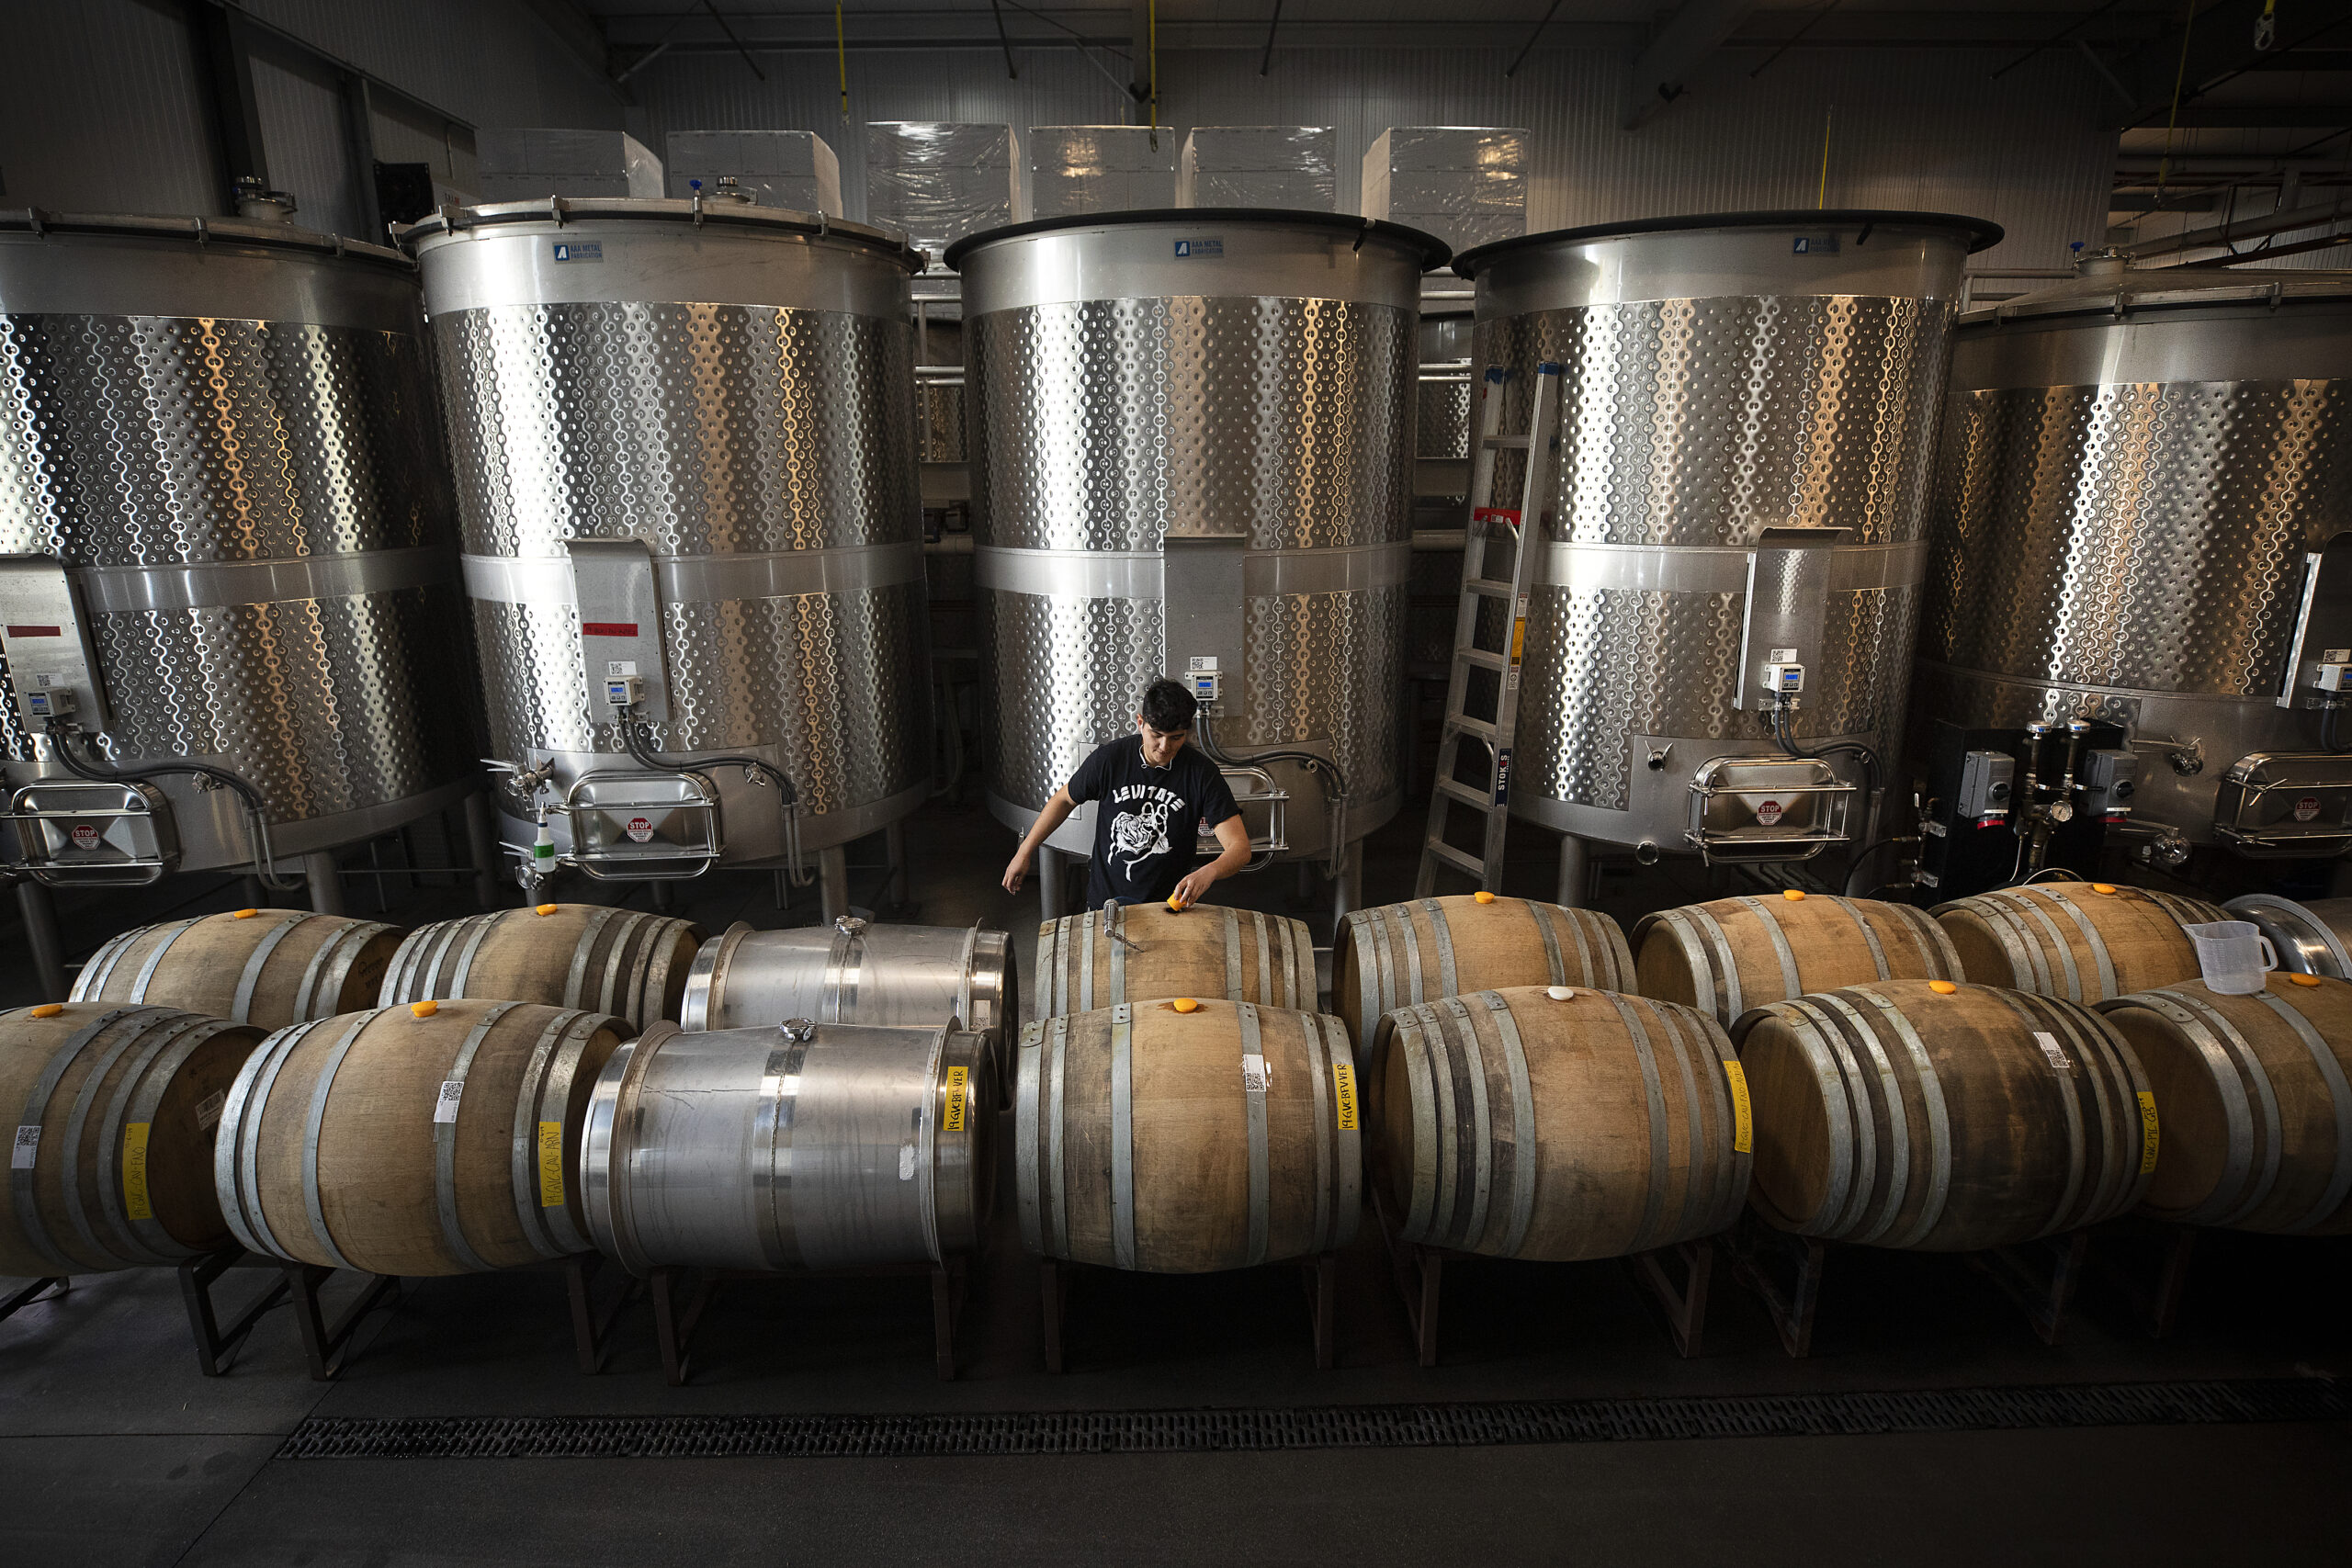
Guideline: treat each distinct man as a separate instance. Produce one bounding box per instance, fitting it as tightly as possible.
[1001,679,1251,911]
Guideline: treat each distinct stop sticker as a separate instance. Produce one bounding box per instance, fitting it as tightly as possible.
[2295,796,2323,823]
[625,816,655,843]
[1756,799,1784,827]
[69,823,99,850]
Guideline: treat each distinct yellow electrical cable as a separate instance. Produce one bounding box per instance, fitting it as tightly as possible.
[2155,0,2203,202]
[836,1,848,120]
[1816,104,1833,208]
[1149,0,1159,130]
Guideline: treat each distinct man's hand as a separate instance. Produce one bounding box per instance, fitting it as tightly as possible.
[1169,866,1215,909]
[1001,848,1032,895]
[1170,815,1252,909]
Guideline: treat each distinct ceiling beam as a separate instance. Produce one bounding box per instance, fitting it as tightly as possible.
[1623,0,1756,130]
[2123,193,2352,257]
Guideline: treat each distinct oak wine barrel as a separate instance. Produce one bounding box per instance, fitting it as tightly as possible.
[2098,975,2352,1234]
[2224,895,2352,979]
[1,1003,266,1276]
[1634,892,1961,1025]
[1333,895,1634,1053]
[378,904,703,1028]
[1035,903,1313,1020]
[581,1019,994,1274]
[214,999,631,1276]
[1932,883,2225,1002]
[1373,987,1748,1259]
[1015,999,1361,1271]
[72,911,401,1030]
[1732,979,2154,1251]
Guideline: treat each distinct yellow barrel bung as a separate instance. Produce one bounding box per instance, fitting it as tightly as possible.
[1929,980,1959,995]
[1171,998,1200,1013]
[1474,890,1497,905]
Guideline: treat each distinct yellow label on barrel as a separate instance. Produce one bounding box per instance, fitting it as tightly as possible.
[1724,1061,1754,1155]
[1332,1062,1359,1132]
[943,1065,968,1133]
[2136,1090,2160,1176]
[537,1121,564,1207]
[122,1122,153,1221]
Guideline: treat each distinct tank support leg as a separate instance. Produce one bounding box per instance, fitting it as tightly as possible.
[1556,833,1590,908]
[304,852,345,917]
[819,845,851,924]
[1329,840,1363,925]
[885,820,909,905]
[16,879,67,1002]
[463,790,503,910]
[1036,845,1069,923]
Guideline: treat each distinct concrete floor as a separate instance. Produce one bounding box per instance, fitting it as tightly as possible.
[4,795,2349,1565]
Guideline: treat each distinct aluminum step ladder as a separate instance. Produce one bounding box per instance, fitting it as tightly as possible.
[1416,361,1566,897]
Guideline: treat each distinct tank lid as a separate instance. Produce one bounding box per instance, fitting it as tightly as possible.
[1961,256,2352,325]
[1452,209,2006,277]
[942,208,1452,272]
[393,197,923,273]
[0,208,409,267]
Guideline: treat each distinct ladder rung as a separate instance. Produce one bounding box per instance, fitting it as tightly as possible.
[1422,841,1486,876]
[1480,434,1532,450]
[1443,716,1499,742]
[1456,649,1507,671]
[1433,778,1495,809]
[1464,578,1514,597]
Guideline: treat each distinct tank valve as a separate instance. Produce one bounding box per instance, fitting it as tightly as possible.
[1634,840,1662,866]
[780,1018,818,1041]
[2167,740,2205,777]
[1645,746,1672,772]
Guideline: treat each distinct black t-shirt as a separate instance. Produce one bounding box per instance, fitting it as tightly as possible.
[1066,735,1241,909]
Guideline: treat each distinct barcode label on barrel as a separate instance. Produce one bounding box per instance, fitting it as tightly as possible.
[1332,1063,1359,1132]
[1723,1060,1753,1154]
[537,1122,564,1207]
[194,1090,226,1132]
[433,1081,464,1123]
[2137,1090,2160,1175]
[122,1122,153,1221]
[1241,1054,1269,1094]
[10,1125,38,1169]
[2032,1032,2073,1071]
[943,1066,968,1133]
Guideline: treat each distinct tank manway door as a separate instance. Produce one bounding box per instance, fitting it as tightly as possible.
[2221,534,2352,856]
[0,557,177,886]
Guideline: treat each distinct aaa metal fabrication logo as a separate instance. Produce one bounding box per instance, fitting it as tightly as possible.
[1173,238,1224,257]
[1792,235,1839,254]
[551,241,604,263]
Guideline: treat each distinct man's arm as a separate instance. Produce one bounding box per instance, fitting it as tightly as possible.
[1170,813,1251,908]
[1002,785,1080,894]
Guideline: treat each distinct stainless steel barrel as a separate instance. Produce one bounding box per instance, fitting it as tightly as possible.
[2225,894,2352,977]
[580,1018,993,1274]
[1917,256,2352,855]
[401,200,932,891]
[948,209,1446,866]
[1452,211,1997,871]
[0,211,472,883]
[680,917,1014,1086]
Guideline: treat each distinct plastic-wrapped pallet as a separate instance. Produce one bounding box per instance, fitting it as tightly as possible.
[1029,126,1178,217]
[866,122,1022,262]
[1361,126,1529,254]
[476,129,665,200]
[1177,127,1336,210]
[664,130,842,215]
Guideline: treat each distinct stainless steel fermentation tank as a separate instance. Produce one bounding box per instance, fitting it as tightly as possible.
[948,209,1445,915]
[1917,255,2352,860]
[1451,211,1997,898]
[0,210,475,911]
[403,200,932,917]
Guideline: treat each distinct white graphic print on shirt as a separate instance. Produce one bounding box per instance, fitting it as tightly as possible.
[1105,781,1186,876]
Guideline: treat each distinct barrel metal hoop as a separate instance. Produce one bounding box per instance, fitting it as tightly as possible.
[299,1012,378,1272]
[1486,991,1539,1257]
[125,918,203,1005]
[405,916,475,1008]
[1110,1004,1136,1269]
[1079,908,1097,1012]
[2010,893,2088,1001]
[1272,912,1303,1010]
[917,1024,946,1266]
[1039,915,1060,1021]
[1965,896,2051,997]
[1420,899,1457,1002]
[1901,903,1965,980]
[1015,1020,1045,1254]
[2065,998,2141,1227]
[230,913,311,1023]
[762,1032,815,1272]
[1301,1005,1333,1255]
[618,913,669,1028]
[1732,896,1803,1002]
[2153,990,2278,1227]
[2101,993,2253,1225]
[1811,991,1911,1245]
[71,1012,203,1267]
[1839,898,1893,981]
[2039,889,2118,1000]
[1047,1013,1071,1258]
[219,1019,319,1261]
[1239,1002,1271,1268]
[9,1008,144,1273]
[437,1003,520,1273]
[313,922,395,1024]
[1105,902,1125,1005]
[2251,989,2352,1233]
[1640,996,1713,1247]
[2177,989,2285,1228]
[1441,994,1495,1250]
[1764,998,1858,1236]
[1849,987,1954,1249]
[1397,1005,1444,1242]
[2023,993,2132,1232]
[1602,989,1672,1254]
[1322,1013,1363,1248]
[596,910,656,1021]
[106,1018,233,1265]
[511,1008,596,1259]
[1368,904,1401,1026]
[438,912,495,1001]
[1548,903,1587,988]
[564,907,624,1011]
[1685,1007,1751,1234]
[1222,907,1245,1002]
[954,922,982,1037]
[824,922,857,1025]
[645,918,694,1029]
[1683,902,1746,1022]
[1253,910,1276,1010]
[57,1012,165,1266]
[1389,903,1424,1013]
[70,929,140,1001]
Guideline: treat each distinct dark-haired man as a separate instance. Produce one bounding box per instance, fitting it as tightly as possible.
[1001,678,1250,911]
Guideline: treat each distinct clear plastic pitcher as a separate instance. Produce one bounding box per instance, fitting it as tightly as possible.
[2183,920,2278,995]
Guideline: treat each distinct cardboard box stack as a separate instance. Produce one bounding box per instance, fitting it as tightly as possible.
[664,130,842,215]
[1361,126,1531,255]
[1029,126,1178,217]
[865,122,1023,260]
[1176,127,1337,210]
[475,130,665,200]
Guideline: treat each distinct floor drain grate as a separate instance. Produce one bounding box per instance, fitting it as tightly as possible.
[278,1378,2348,1460]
